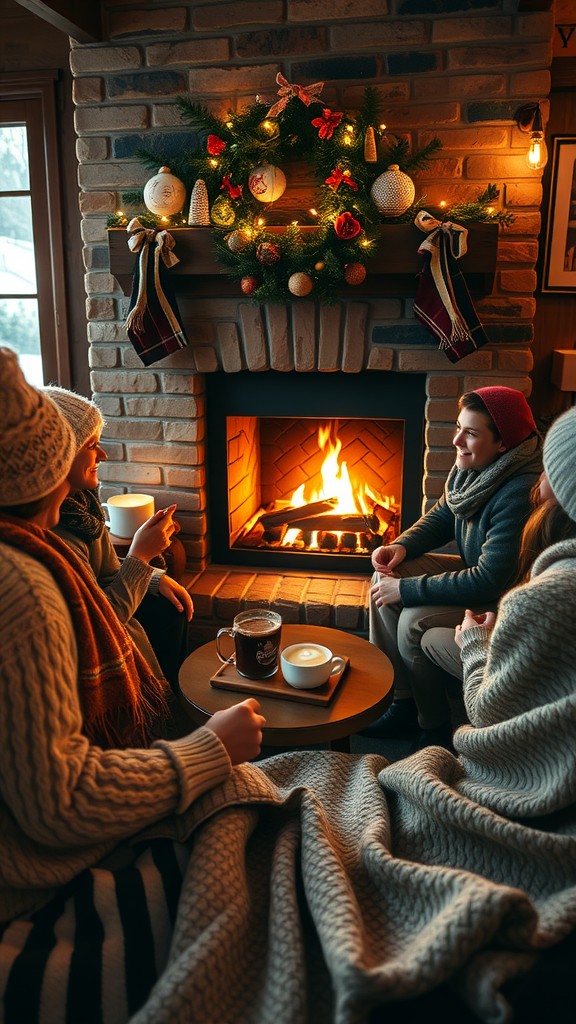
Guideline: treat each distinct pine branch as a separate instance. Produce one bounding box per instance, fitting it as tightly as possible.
[176,96,226,136]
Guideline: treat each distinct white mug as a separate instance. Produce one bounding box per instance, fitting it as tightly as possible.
[280,643,346,690]
[102,493,155,538]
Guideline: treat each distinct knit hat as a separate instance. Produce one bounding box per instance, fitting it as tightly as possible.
[542,406,576,522]
[472,386,537,450]
[0,347,75,506]
[44,385,104,452]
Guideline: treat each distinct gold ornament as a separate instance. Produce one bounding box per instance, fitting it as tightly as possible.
[226,229,251,252]
[314,261,325,271]
[344,262,367,285]
[143,166,186,216]
[210,195,236,227]
[288,272,313,297]
[363,127,377,163]
[370,164,415,217]
[248,163,287,203]
[256,241,281,265]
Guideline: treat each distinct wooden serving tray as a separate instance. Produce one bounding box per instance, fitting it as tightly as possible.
[209,656,350,705]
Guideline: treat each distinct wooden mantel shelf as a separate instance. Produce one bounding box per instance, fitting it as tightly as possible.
[108,222,498,298]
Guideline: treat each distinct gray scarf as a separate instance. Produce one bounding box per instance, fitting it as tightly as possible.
[445,434,542,519]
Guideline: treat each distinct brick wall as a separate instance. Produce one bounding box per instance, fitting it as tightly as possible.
[71,0,554,571]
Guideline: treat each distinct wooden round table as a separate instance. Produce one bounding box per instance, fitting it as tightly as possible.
[178,624,393,751]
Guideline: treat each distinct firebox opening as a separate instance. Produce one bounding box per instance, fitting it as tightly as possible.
[206,372,426,572]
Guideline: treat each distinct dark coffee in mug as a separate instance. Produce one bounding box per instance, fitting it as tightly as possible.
[216,609,282,679]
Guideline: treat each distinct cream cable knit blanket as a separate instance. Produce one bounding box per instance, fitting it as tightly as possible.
[133,539,576,1023]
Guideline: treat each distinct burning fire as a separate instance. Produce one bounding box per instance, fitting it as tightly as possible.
[282,423,394,549]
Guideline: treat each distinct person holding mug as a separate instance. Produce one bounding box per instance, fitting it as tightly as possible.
[45,384,193,693]
[0,347,265,1023]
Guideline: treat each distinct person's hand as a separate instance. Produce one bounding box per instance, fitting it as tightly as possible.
[205,698,266,764]
[370,574,401,608]
[371,543,406,575]
[128,505,179,564]
[157,574,194,621]
[454,609,496,648]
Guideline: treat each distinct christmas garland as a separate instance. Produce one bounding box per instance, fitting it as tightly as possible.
[109,78,512,304]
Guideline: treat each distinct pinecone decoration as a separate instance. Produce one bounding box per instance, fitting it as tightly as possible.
[370,164,415,217]
[256,241,281,265]
[188,179,210,225]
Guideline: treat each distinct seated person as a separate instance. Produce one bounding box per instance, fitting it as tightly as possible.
[45,385,192,693]
[0,348,264,1022]
[364,386,541,750]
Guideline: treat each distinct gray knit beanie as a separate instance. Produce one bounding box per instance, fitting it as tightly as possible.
[543,406,576,522]
[0,347,75,506]
[44,386,104,452]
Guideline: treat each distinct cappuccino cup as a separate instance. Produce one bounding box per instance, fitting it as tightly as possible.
[216,609,282,679]
[281,643,346,689]
[102,493,155,538]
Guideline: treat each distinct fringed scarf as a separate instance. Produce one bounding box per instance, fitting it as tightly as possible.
[445,434,542,519]
[0,516,170,750]
[125,218,188,367]
[413,210,489,363]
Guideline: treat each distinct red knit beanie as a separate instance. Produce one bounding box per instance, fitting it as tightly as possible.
[472,386,537,450]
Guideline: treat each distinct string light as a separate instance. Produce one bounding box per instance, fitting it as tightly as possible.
[256,217,265,226]
[309,208,318,217]
[514,102,548,170]
[209,158,219,168]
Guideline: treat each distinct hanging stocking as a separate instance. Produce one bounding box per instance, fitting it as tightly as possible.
[124,218,188,366]
[413,210,488,363]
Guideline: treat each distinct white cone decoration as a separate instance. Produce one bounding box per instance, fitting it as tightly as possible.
[188,178,210,225]
[370,164,415,217]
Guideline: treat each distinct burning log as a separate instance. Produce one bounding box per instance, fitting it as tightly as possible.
[258,498,338,529]
[279,513,378,533]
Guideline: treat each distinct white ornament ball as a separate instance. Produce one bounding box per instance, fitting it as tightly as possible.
[248,163,287,203]
[288,272,313,297]
[370,164,415,217]
[143,166,186,216]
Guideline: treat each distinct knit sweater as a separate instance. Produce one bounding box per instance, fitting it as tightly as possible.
[0,539,231,924]
[395,469,539,607]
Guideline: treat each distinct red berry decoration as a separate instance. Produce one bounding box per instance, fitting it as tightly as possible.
[241,276,260,295]
[334,211,362,240]
[344,262,367,285]
[256,241,281,265]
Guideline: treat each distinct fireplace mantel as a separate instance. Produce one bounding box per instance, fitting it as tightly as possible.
[108,222,498,298]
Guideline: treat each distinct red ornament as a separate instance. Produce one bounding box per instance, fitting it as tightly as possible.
[311,108,344,140]
[334,211,362,240]
[241,276,260,295]
[325,167,359,192]
[221,176,243,199]
[207,134,226,155]
[256,241,281,265]
[344,262,367,285]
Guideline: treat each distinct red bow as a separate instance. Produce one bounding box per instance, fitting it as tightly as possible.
[311,109,343,140]
[220,176,243,199]
[325,167,358,191]
[266,73,324,118]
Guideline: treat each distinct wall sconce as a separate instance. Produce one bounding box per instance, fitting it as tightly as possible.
[514,102,548,170]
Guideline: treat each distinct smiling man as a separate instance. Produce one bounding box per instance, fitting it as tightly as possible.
[363,386,541,751]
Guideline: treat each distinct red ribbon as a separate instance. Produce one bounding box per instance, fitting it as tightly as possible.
[311,109,343,140]
[220,176,243,199]
[325,167,358,191]
[266,72,324,118]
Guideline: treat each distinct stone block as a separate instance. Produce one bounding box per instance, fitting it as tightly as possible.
[124,395,201,417]
[85,271,117,294]
[193,1,283,30]
[126,442,202,466]
[448,42,551,72]
[419,126,508,150]
[317,304,341,371]
[342,303,368,373]
[83,245,109,270]
[107,70,187,99]
[424,450,455,473]
[292,56,378,80]
[425,397,458,423]
[505,182,543,207]
[510,70,550,97]
[499,269,538,293]
[465,154,535,179]
[187,62,281,96]
[344,81,409,106]
[432,16,511,42]
[187,568,231,619]
[86,297,116,320]
[98,462,162,485]
[164,420,204,443]
[496,349,534,372]
[70,46,141,75]
[73,78,104,105]
[88,346,119,368]
[81,219,109,243]
[237,27,326,58]
[96,397,122,417]
[485,324,533,345]
[331,19,426,51]
[463,374,531,395]
[165,467,205,488]
[90,369,159,393]
[75,106,149,134]
[146,37,230,67]
[387,51,439,75]
[103,418,164,441]
[367,347,394,371]
[334,598,362,632]
[518,11,554,39]
[290,0,388,19]
[426,375,460,397]
[398,0,497,9]
[422,474,445,499]
[109,8,187,38]
[293,302,316,372]
[79,193,116,215]
[112,130,194,160]
[413,73,505,100]
[496,239,539,264]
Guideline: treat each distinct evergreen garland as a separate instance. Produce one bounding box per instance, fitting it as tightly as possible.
[108,81,512,303]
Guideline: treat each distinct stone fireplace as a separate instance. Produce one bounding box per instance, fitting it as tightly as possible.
[72,1,553,636]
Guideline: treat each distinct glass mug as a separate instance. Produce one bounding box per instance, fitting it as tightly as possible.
[216,609,282,679]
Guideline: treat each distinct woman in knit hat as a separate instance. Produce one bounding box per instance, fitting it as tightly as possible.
[45,384,192,692]
[364,385,542,751]
[0,348,265,1023]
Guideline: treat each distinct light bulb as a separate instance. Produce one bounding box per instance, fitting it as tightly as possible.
[527,131,547,170]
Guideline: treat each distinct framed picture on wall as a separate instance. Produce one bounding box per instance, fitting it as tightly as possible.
[542,135,576,293]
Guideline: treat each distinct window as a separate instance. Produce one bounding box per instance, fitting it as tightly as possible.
[0,73,71,386]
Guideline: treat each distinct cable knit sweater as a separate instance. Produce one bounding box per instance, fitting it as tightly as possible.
[0,539,231,924]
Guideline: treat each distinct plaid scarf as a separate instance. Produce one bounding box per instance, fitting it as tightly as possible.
[125,219,188,367]
[0,516,170,749]
[413,210,489,363]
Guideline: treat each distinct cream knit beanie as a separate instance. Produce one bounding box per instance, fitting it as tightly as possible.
[44,386,104,451]
[0,347,75,506]
[543,406,576,522]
